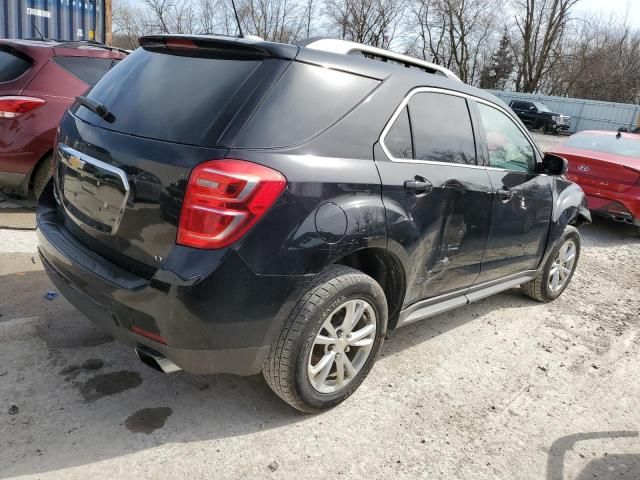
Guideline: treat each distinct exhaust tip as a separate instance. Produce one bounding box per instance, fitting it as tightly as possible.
[135,346,181,374]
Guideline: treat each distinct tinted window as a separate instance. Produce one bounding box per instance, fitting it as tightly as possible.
[478,103,536,172]
[564,133,640,158]
[53,57,114,86]
[0,48,31,82]
[533,102,552,113]
[77,48,261,145]
[407,92,476,165]
[235,62,379,148]
[385,106,413,159]
[512,101,529,110]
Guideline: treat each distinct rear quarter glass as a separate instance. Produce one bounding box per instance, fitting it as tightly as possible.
[74,48,263,146]
[0,47,32,82]
[234,62,380,148]
[52,56,116,86]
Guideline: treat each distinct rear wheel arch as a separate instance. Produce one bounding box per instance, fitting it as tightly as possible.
[262,264,388,412]
[11,149,52,198]
[31,150,54,199]
[334,247,406,328]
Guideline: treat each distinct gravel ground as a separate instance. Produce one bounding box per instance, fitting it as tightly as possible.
[1,133,639,479]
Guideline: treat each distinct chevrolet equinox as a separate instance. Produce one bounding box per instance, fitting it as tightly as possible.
[37,35,591,412]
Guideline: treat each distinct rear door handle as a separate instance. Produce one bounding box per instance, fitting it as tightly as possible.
[404,177,433,196]
[497,188,513,202]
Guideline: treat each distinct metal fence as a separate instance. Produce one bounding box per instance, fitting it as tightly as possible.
[0,0,106,43]
[486,90,640,134]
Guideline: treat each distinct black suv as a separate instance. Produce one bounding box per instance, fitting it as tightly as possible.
[509,100,571,133]
[37,35,591,412]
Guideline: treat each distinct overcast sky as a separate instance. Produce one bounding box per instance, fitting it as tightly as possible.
[576,0,640,26]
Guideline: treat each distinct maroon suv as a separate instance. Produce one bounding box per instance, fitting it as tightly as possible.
[0,40,126,197]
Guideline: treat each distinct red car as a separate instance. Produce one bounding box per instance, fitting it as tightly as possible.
[0,40,126,198]
[548,130,640,235]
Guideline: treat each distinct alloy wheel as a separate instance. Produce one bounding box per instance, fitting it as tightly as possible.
[548,239,577,293]
[307,299,377,394]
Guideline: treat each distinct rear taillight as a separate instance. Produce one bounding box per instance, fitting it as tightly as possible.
[0,96,46,118]
[177,159,287,249]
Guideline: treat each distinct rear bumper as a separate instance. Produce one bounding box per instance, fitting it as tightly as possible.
[584,189,640,226]
[37,185,311,375]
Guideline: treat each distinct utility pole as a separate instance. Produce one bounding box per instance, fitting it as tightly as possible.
[105,0,112,45]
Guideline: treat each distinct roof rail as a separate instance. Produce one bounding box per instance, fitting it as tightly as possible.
[302,38,461,82]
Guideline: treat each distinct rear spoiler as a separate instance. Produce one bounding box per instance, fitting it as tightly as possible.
[138,35,299,60]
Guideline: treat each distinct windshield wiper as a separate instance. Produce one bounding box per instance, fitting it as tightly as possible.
[76,96,115,122]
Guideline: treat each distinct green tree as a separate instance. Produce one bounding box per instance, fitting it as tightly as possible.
[480,28,514,90]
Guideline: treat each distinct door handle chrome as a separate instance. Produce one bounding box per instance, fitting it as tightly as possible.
[497,188,513,202]
[404,177,433,196]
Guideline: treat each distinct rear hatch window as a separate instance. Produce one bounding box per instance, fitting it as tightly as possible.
[0,47,32,83]
[74,48,262,146]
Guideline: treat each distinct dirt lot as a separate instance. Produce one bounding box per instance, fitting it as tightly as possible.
[1,133,639,479]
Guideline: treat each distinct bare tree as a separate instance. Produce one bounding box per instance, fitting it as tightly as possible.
[235,0,307,42]
[112,0,155,48]
[302,0,318,38]
[325,0,406,48]
[410,0,504,85]
[142,0,199,34]
[143,0,174,33]
[545,14,640,103]
[511,0,582,93]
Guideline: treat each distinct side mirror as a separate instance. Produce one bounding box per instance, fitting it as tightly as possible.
[541,153,568,176]
[529,106,537,112]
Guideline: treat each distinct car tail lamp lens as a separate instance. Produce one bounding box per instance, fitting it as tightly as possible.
[165,38,198,49]
[0,96,46,118]
[177,159,287,249]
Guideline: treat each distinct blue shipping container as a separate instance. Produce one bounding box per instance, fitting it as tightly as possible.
[0,0,105,43]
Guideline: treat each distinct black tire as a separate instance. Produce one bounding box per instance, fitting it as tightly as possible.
[32,154,53,200]
[263,265,388,413]
[522,226,581,302]
[543,121,557,135]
